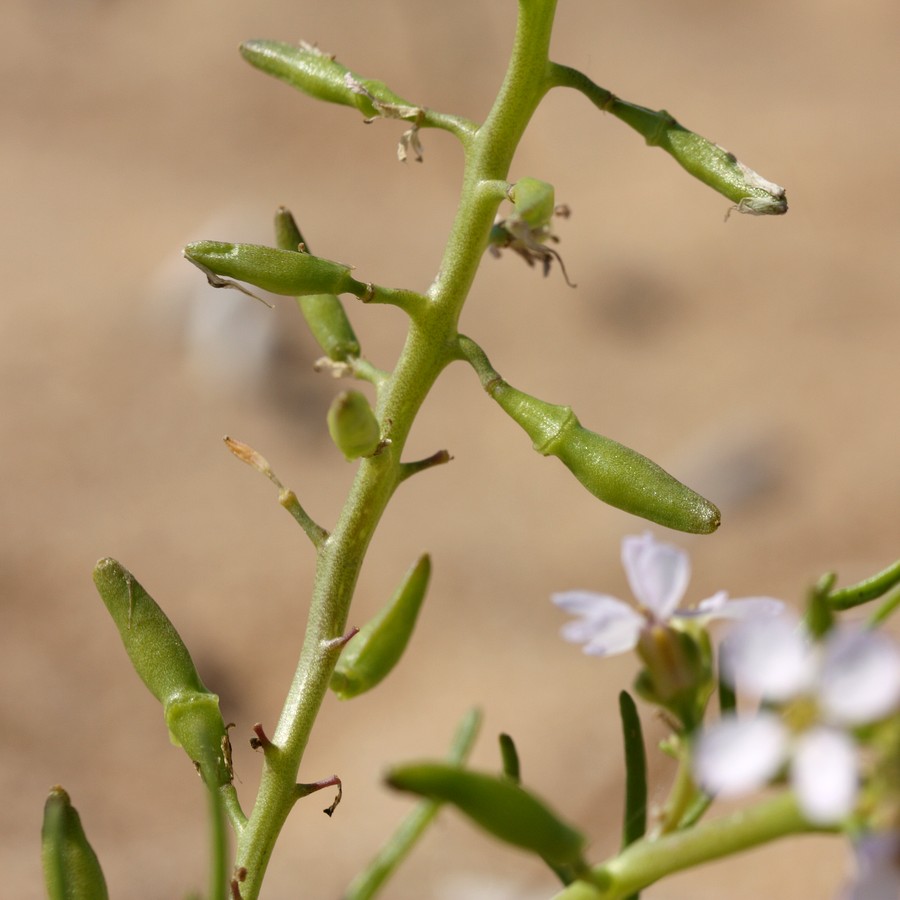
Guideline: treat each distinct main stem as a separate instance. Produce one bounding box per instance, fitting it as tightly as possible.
[233,2,558,896]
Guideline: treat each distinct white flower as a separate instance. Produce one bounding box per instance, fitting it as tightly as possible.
[694,617,900,824]
[552,532,783,657]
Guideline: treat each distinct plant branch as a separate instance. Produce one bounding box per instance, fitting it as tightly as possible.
[549,794,830,900]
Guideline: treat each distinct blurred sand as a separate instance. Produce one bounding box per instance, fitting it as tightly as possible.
[3,0,899,896]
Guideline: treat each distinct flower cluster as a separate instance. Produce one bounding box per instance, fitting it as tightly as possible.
[554,531,900,855]
[694,615,900,824]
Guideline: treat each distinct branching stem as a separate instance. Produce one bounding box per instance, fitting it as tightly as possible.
[232,3,559,896]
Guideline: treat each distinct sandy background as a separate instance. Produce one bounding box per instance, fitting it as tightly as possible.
[3,0,899,897]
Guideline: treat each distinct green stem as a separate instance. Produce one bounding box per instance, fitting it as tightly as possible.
[344,709,482,900]
[549,794,829,900]
[658,743,698,834]
[419,108,478,145]
[828,558,900,610]
[232,3,560,897]
[868,582,900,627]
[207,785,228,900]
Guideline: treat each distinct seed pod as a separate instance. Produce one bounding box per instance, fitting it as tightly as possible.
[508,177,556,230]
[387,763,586,866]
[612,101,786,216]
[331,555,431,699]
[42,787,109,900]
[327,389,381,460]
[92,559,232,787]
[666,128,786,216]
[274,207,361,361]
[183,241,367,298]
[240,40,416,121]
[489,380,720,534]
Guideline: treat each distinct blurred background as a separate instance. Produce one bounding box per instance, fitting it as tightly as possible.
[3,0,899,896]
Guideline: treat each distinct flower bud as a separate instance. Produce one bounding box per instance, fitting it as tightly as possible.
[386,763,586,866]
[183,241,367,298]
[635,624,709,728]
[331,555,431,699]
[327,389,381,460]
[93,559,232,787]
[240,40,415,120]
[489,380,720,534]
[508,177,556,230]
[42,787,109,900]
[274,207,361,361]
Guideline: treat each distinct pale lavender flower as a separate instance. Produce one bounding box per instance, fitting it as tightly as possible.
[694,617,900,825]
[552,532,783,657]
[842,832,900,900]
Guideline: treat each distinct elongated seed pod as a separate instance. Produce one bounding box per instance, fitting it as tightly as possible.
[327,390,381,460]
[240,40,417,120]
[613,102,787,215]
[331,555,431,699]
[92,559,232,787]
[551,66,787,216]
[489,380,720,534]
[274,207,361,361]
[387,763,585,866]
[183,241,367,298]
[42,787,109,900]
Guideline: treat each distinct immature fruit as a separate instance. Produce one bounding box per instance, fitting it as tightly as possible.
[93,559,232,787]
[331,555,431,699]
[41,787,109,900]
[489,380,720,534]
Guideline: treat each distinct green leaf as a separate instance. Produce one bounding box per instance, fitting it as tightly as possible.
[387,763,585,866]
[618,691,647,853]
[499,733,521,783]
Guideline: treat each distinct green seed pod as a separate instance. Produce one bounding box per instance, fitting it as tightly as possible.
[274,207,361,361]
[327,389,381,460]
[386,763,586,866]
[92,559,232,787]
[240,40,416,121]
[183,241,367,298]
[508,177,556,230]
[42,787,109,900]
[612,101,786,215]
[331,554,431,699]
[489,380,720,534]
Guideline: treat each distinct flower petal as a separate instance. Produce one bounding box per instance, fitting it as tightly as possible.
[552,590,627,616]
[792,727,858,825]
[581,614,643,656]
[693,712,788,797]
[621,532,690,619]
[552,591,642,651]
[842,831,900,900]
[720,614,813,700]
[819,628,900,727]
[695,593,785,621]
